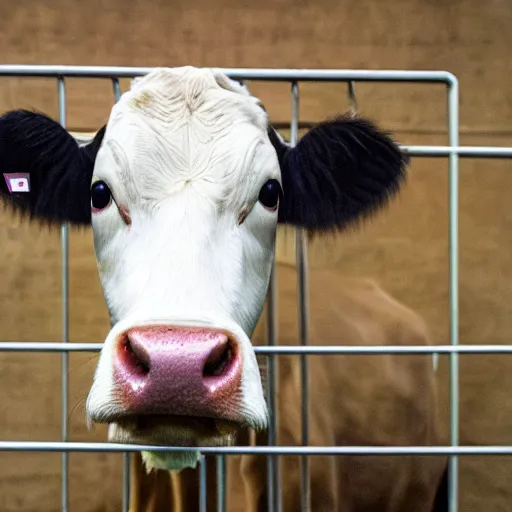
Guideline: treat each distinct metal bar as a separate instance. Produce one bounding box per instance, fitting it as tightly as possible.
[2,442,512,456]
[402,145,512,158]
[1,66,508,512]
[70,132,512,158]
[291,81,311,512]
[347,81,358,111]
[122,453,130,512]
[0,65,457,84]
[447,75,460,512]
[216,455,227,512]
[57,76,69,512]
[199,455,207,512]
[4,342,512,355]
[266,264,280,512]
[0,342,104,352]
[112,78,121,103]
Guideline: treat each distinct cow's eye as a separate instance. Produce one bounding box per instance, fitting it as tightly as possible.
[258,179,282,210]
[91,180,112,211]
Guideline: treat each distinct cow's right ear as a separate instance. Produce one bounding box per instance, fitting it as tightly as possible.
[268,114,408,233]
[0,109,105,226]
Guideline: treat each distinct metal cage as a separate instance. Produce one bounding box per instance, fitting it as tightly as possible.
[0,65,512,512]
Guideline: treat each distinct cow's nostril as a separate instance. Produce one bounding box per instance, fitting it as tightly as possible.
[123,338,150,376]
[203,339,234,378]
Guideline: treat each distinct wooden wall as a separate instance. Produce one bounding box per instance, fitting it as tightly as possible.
[0,0,511,510]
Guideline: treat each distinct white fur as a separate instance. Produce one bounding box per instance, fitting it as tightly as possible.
[85,68,280,460]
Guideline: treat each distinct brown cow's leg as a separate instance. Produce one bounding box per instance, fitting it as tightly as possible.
[171,460,217,512]
[129,452,219,512]
[171,467,199,511]
[239,455,267,512]
[129,452,174,512]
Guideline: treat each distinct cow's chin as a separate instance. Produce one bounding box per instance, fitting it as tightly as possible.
[108,415,240,472]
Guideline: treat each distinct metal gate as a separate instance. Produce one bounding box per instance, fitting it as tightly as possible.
[0,65,511,512]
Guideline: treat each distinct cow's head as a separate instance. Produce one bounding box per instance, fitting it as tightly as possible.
[0,67,407,470]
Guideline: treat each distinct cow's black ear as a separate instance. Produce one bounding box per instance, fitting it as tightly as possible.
[269,114,408,232]
[0,109,106,226]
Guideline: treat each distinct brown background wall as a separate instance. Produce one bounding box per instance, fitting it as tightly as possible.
[0,0,511,510]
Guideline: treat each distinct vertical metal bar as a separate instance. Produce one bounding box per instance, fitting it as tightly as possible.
[447,76,460,512]
[291,81,311,512]
[199,455,208,512]
[112,78,121,103]
[216,455,226,512]
[297,229,310,512]
[121,453,131,512]
[432,352,439,372]
[347,81,358,112]
[266,263,280,512]
[58,76,69,512]
[428,69,439,378]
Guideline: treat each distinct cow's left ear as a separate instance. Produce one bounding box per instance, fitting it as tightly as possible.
[0,109,105,226]
[269,114,409,232]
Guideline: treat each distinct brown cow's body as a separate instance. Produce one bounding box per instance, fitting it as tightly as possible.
[129,264,447,512]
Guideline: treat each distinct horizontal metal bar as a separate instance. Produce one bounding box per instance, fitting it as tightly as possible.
[0,342,104,352]
[72,133,512,159]
[0,342,512,355]
[256,345,512,355]
[1,441,512,456]
[404,145,512,158]
[0,65,456,84]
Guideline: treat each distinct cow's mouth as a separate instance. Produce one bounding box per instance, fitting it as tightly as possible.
[108,414,242,447]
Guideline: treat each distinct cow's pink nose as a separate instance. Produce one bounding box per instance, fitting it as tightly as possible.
[113,326,243,419]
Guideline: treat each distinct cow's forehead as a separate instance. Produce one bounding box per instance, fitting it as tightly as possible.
[130,67,251,99]
[110,67,267,132]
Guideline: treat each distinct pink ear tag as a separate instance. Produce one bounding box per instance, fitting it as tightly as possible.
[3,173,31,193]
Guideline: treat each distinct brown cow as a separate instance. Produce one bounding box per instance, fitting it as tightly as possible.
[128,263,448,512]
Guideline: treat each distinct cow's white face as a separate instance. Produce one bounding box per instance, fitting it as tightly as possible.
[86,68,278,449]
[0,66,408,471]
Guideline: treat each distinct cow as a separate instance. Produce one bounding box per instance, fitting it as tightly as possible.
[127,263,448,512]
[0,66,430,506]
